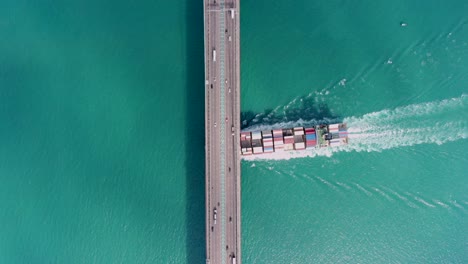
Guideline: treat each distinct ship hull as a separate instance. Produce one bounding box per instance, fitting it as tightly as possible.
[240,123,348,155]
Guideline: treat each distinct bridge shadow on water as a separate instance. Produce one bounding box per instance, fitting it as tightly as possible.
[185,0,206,263]
[241,97,341,130]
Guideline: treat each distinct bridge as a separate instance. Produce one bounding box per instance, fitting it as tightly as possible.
[204,0,241,263]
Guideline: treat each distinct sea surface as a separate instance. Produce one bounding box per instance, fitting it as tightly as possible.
[241,1,468,263]
[0,0,466,263]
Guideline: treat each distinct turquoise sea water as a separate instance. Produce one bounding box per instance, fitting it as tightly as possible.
[1,0,205,263]
[0,0,466,263]
[241,1,468,263]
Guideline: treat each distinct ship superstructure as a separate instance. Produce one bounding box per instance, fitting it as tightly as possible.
[240,123,348,155]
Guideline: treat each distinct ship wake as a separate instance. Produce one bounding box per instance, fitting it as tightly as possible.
[242,95,467,160]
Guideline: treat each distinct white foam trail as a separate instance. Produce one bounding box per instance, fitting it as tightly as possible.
[433,199,450,208]
[382,187,419,208]
[354,183,373,196]
[346,120,467,151]
[344,95,468,152]
[373,187,394,201]
[284,170,298,179]
[405,192,436,208]
[301,174,317,183]
[348,95,467,128]
[315,176,337,190]
[242,117,341,133]
[336,181,351,190]
[382,187,408,201]
[242,95,467,160]
[449,200,465,210]
[242,147,334,161]
[415,197,436,208]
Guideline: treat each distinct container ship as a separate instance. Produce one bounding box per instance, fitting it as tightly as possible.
[240,123,348,155]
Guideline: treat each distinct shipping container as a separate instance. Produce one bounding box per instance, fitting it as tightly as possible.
[293,127,305,135]
[253,146,263,154]
[263,147,274,153]
[295,142,306,150]
[240,123,348,155]
[283,129,293,136]
[262,130,273,137]
[273,129,283,136]
[329,124,339,131]
[252,131,262,139]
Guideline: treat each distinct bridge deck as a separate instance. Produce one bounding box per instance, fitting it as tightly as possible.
[204,0,241,264]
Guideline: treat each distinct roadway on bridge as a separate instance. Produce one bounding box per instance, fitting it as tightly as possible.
[204,0,241,264]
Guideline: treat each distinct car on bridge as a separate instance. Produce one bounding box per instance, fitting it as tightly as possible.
[213,207,217,225]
